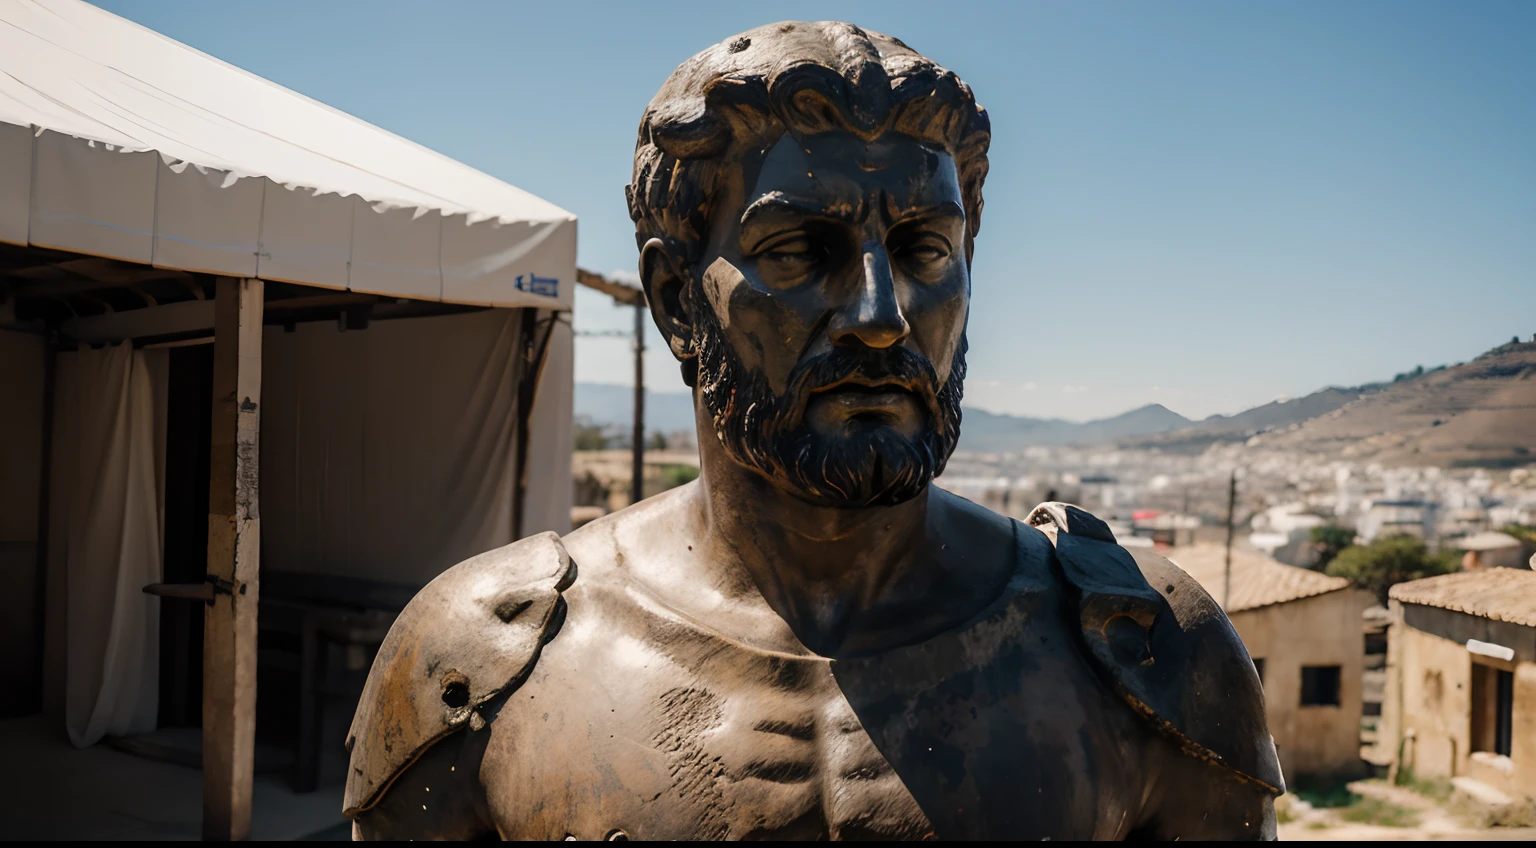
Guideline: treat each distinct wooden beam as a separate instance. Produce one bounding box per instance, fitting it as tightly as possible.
[575,268,645,307]
[9,259,191,295]
[203,276,263,841]
[8,273,127,299]
[263,292,380,312]
[62,292,381,344]
[62,299,216,344]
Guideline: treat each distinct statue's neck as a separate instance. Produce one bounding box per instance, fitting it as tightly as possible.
[692,415,936,656]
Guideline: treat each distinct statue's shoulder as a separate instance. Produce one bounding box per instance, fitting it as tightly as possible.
[1025,502,1284,796]
[343,531,576,817]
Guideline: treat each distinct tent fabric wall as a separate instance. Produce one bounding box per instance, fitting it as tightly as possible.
[260,309,535,587]
[35,306,573,736]
[46,343,168,748]
[522,314,574,538]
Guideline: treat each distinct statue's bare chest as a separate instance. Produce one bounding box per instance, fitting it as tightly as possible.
[480,593,929,839]
[478,581,1144,840]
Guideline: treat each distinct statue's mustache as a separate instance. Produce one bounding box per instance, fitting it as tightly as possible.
[780,345,945,427]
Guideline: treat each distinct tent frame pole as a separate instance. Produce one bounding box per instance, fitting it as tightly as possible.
[202,276,263,841]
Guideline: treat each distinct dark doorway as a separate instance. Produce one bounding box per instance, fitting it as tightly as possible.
[1496,668,1514,757]
[1472,663,1515,758]
[157,343,213,728]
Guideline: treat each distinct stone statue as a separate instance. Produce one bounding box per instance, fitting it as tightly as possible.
[344,21,1282,840]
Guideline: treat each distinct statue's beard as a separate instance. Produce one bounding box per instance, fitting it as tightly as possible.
[691,306,965,508]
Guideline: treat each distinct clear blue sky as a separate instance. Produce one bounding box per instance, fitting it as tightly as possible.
[92,0,1536,421]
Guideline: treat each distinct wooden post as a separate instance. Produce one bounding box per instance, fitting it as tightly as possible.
[1223,469,1237,611]
[631,302,645,506]
[203,276,263,840]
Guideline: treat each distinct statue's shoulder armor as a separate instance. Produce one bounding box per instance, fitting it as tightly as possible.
[1025,502,1284,795]
[342,531,576,817]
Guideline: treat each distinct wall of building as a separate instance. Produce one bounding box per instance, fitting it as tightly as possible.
[1230,588,1372,780]
[1385,602,1536,799]
[1463,546,1526,571]
[0,330,45,719]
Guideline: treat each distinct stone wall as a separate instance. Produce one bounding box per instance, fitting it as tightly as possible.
[1230,588,1372,780]
[1384,601,1536,799]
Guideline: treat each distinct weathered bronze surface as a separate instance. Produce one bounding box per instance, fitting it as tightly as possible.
[345,21,1283,840]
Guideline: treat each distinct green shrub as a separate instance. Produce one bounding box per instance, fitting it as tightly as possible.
[1326,535,1458,604]
[659,463,699,490]
[1309,524,1355,571]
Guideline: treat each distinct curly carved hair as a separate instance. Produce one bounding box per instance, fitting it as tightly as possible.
[626,21,991,271]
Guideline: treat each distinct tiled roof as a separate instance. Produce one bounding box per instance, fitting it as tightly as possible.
[1388,569,1536,627]
[1452,531,1522,551]
[1163,544,1353,613]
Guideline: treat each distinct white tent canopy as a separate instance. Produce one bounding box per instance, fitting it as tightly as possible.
[0,0,576,309]
[0,0,578,774]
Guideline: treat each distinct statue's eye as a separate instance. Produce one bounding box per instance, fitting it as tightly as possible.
[761,235,818,268]
[897,239,951,268]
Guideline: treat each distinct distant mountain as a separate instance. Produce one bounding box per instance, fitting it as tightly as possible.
[1123,384,1385,454]
[957,404,1191,453]
[575,383,696,434]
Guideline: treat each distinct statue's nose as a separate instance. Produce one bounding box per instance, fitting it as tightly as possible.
[830,248,910,349]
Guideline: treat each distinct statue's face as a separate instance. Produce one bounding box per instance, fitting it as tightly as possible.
[690,130,969,507]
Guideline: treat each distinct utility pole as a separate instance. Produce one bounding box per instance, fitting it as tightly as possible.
[573,269,649,509]
[1224,469,1237,610]
[631,301,645,506]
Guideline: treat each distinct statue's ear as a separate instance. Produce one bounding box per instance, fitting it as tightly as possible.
[639,238,694,360]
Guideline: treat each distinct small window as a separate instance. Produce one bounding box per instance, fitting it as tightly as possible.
[1253,658,1266,684]
[1472,664,1514,757]
[1301,665,1342,706]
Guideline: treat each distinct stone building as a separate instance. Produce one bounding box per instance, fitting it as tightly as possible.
[1383,570,1536,805]
[1166,545,1373,781]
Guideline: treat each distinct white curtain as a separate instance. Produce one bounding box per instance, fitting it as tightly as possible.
[260,309,530,586]
[53,343,167,748]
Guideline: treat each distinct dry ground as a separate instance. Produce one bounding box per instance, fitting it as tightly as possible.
[1279,779,1536,841]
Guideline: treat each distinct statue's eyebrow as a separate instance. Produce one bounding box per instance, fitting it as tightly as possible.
[886,199,966,228]
[739,193,857,227]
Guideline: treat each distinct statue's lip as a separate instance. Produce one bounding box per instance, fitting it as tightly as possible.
[809,374,918,395]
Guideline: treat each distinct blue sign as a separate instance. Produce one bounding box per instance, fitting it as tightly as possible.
[515,273,559,298]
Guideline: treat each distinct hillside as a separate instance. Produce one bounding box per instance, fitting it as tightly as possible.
[1124,384,1384,453]
[1252,340,1536,467]
[957,404,1190,453]
[575,383,696,434]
